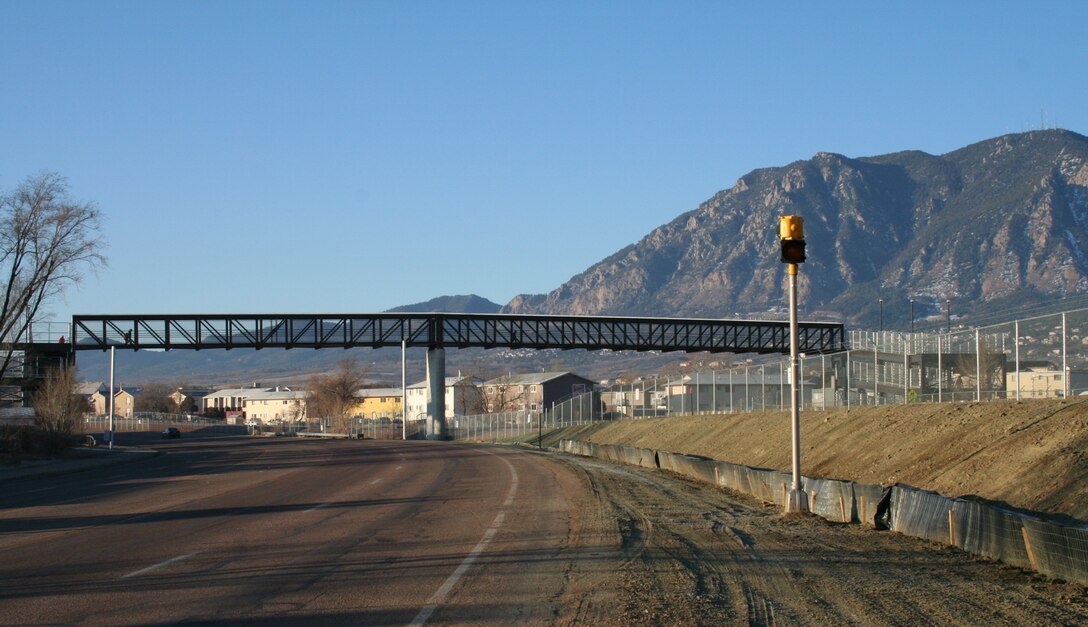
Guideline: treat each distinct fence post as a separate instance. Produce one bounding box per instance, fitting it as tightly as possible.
[729,369,734,413]
[694,371,700,414]
[903,336,909,404]
[976,328,982,402]
[839,350,848,409]
[759,365,764,411]
[779,361,784,410]
[744,366,749,412]
[1063,312,1069,397]
[938,334,943,403]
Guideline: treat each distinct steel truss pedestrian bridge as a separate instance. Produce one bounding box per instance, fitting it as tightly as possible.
[70,312,845,354]
[68,312,846,439]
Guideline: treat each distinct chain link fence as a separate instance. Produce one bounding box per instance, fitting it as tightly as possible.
[82,412,246,436]
[448,391,607,441]
[447,307,1088,433]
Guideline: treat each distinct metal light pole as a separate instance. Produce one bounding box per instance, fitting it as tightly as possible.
[910,298,915,334]
[108,346,115,449]
[779,216,809,514]
[945,299,951,333]
[879,298,884,333]
[401,340,407,440]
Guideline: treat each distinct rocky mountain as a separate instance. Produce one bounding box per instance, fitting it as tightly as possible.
[503,129,1088,328]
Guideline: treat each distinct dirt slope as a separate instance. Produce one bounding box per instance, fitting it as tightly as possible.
[538,398,1088,521]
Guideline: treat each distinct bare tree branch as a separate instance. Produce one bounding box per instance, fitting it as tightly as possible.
[0,172,106,381]
[307,358,369,433]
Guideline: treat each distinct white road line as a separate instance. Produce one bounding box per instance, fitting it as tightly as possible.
[304,502,331,513]
[370,478,384,485]
[410,452,519,626]
[121,551,200,579]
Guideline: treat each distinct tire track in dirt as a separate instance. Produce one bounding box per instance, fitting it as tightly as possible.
[548,452,1088,625]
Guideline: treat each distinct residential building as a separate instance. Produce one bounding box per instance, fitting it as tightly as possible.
[405,376,485,421]
[76,381,106,412]
[481,371,596,416]
[202,387,271,415]
[89,386,139,417]
[168,387,211,413]
[353,387,403,420]
[1005,361,1088,398]
[243,388,308,424]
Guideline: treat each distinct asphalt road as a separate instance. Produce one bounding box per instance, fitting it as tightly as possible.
[2,435,1086,625]
[0,436,579,625]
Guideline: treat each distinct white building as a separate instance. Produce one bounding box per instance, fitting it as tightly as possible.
[404,375,484,421]
[202,387,272,414]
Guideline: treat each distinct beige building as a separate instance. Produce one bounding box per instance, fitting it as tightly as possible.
[168,387,211,413]
[243,389,308,424]
[1007,366,1068,399]
[353,388,403,420]
[89,387,138,418]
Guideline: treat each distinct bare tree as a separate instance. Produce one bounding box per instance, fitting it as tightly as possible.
[453,377,486,415]
[307,358,368,433]
[482,375,527,413]
[135,382,177,414]
[32,366,81,455]
[0,172,105,379]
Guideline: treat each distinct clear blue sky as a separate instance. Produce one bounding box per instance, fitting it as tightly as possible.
[2,1,1086,320]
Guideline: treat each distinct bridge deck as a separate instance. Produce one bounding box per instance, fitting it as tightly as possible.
[71,313,846,355]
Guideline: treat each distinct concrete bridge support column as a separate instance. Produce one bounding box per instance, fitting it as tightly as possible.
[426,347,446,439]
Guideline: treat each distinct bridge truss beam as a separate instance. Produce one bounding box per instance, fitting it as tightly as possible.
[71,313,846,355]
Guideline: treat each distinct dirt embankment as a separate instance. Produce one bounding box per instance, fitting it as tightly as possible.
[539,398,1088,521]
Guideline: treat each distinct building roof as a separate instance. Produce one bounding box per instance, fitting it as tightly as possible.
[245,389,309,401]
[481,371,591,386]
[172,387,212,397]
[204,387,273,400]
[76,381,106,396]
[671,372,819,386]
[354,387,403,398]
[406,376,481,390]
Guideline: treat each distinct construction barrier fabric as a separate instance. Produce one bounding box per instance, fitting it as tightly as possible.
[852,483,886,528]
[557,439,1088,587]
[803,477,856,523]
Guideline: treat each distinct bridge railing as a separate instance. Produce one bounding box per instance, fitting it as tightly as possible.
[5,321,72,344]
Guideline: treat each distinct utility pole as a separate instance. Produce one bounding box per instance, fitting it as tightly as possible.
[779,216,809,514]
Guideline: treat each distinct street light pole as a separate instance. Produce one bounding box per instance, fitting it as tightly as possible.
[946,299,951,333]
[787,254,807,512]
[779,216,809,514]
[108,346,115,450]
[910,298,915,334]
[879,298,884,333]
